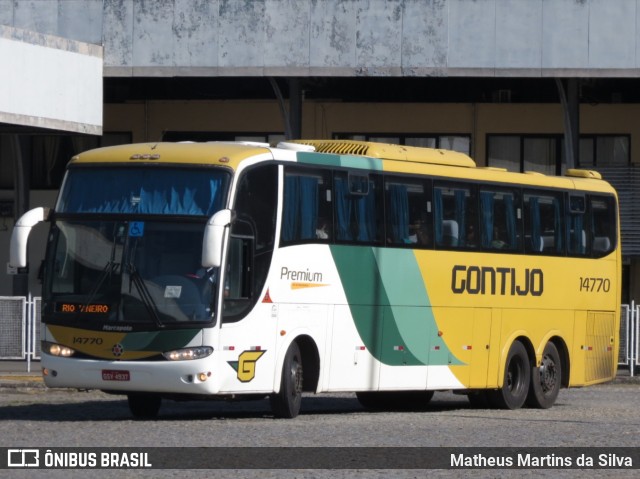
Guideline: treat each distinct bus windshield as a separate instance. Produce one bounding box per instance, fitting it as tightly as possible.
[44,166,231,328]
[44,219,217,327]
[57,167,227,216]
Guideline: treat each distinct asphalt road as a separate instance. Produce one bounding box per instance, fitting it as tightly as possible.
[0,380,639,478]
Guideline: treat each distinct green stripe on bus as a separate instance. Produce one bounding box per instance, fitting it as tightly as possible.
[297,152,384,171]
[330,245,462,366]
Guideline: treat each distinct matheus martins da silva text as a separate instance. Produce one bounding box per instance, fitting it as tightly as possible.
[451,453,633,468]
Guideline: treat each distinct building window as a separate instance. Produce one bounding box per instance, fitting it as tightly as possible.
[487,134,630,175]
[577,135,630,168]
[523,138,558,176]
[335,134,471,155]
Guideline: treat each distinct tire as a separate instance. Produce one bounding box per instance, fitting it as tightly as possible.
[270,341,303,418]
[127,393,162,419]
[489,341,531,410]
[356,391,434,411]
[526,341,561,409]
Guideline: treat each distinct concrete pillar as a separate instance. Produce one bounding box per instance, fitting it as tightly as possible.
[10,134,29,296]
[556,78,580,171]
[288,78,302,140]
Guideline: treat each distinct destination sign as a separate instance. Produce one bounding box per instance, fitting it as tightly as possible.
[56,303,110,314]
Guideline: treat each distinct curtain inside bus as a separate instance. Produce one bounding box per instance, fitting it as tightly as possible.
[529,197,541,251]
[282,175,319,241]
[455,190,467,246]
[59,168,226,216]
[434,188,443,244]
[389,184,409,243]
[480,192,494,248]
[505,195,517,247]
[335,176,377,242]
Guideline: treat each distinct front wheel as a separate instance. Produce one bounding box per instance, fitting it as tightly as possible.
[270,342,303,418]
[489,341,531,410]
[127,393,161,419]
[526,342,561,409]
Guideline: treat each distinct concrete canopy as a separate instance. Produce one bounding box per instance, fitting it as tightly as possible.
[0,25,103,135]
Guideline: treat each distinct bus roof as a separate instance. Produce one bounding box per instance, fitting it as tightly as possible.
[285,140,615,195]
[290,139,477,168]
[68,140,616,195]
[69,141,272,169]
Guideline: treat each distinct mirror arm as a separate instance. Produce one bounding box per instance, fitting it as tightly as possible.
[9,207,51,269]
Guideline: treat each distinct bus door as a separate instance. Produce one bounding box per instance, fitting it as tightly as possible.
[215,164,279,394]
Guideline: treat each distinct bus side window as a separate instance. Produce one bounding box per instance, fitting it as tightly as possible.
[385,176,432,248]
[434,182,476,249]
[479,188,521,252]
[567,195,588,256]
[524,192,564,255]
[590,195,616,257]
[282,168,332,244]
[333,171,383,244]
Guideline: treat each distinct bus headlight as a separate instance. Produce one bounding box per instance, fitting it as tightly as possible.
[163,346,213,361]
[42,341,75,357]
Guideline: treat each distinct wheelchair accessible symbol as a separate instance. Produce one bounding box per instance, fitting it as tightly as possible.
[129,221,145,237]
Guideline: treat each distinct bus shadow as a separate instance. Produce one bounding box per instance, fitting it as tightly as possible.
[0,393,479,422]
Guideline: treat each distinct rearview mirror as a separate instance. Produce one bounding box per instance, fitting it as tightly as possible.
[202,209,233,268]
[9,207,50,270]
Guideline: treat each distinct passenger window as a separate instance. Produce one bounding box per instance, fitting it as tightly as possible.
[567,195,587,256]
[333,171,383,244]
[281,168,332,244]
[479,188,521,252]
[385,177,432,248]
[524,191,564,255]
[434,182,477,249]
[590,195,616,257]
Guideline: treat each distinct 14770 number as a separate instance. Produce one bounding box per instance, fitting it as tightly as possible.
[579,277,610,292]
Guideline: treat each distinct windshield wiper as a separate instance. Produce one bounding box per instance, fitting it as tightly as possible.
[127,264,165,329]
[80,260,119,315]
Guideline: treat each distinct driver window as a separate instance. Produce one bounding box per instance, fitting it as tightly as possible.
[222,164,277,323]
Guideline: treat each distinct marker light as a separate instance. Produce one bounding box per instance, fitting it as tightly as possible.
[163,346,213,361]
[42,341,75,357]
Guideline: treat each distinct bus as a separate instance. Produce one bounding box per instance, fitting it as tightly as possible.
[9,139,620,418]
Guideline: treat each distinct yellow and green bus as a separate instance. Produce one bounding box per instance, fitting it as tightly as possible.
[9,139,620,418]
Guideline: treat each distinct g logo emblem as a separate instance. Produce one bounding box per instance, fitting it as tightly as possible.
[228,350,266,382]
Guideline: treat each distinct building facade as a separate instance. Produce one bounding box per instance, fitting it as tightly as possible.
[1,0,640,300]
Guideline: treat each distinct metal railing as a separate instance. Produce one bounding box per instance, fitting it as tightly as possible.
[619,301,639,376]
[0,296,40,371]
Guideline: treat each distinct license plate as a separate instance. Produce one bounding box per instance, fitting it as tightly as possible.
[102,369,130,381]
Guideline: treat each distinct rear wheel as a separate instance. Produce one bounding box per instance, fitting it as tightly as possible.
[127,393,161,419]
[526,342,561,409]
[356,391,434,411]
[489,341,530,410]
[270,342,303,418]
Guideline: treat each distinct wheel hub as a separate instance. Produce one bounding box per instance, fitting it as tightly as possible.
[539,355,557,392]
